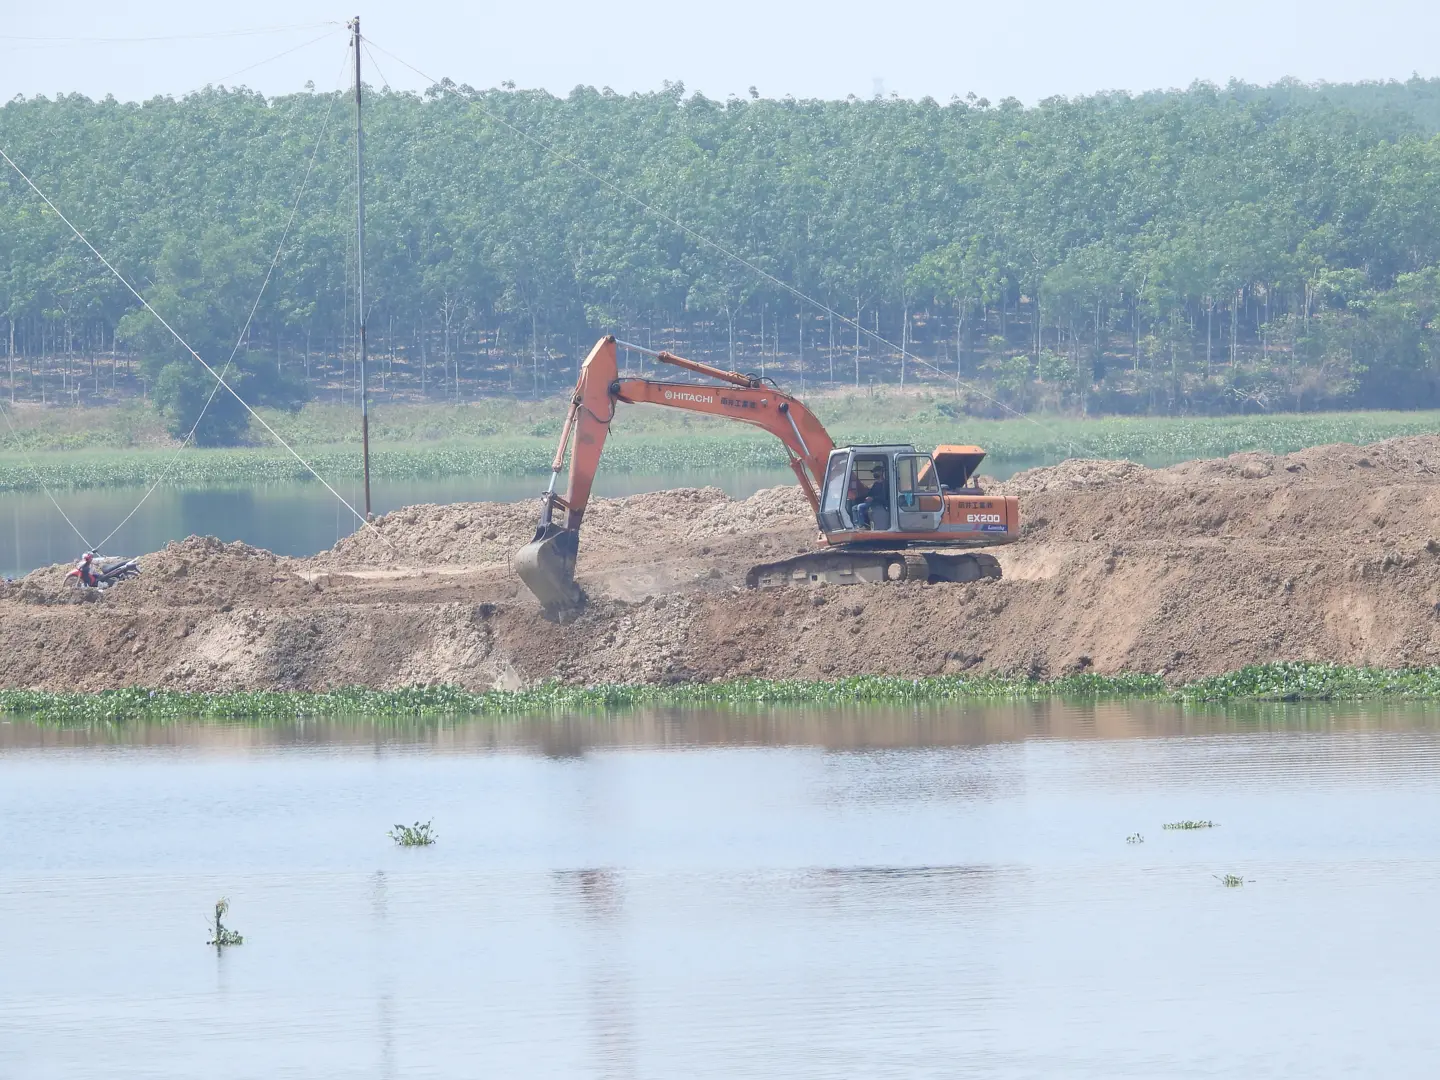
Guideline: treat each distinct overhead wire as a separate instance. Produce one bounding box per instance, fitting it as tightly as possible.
[89,46,354,556]
[0,137,394,553]
[0,23,341,46]
[0,34,350,557]
[0,401,95,551]
[361,43,392,92]
[199,28,347,92]
[363,37,1079,452]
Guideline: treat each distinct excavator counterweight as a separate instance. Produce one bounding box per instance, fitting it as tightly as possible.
[514,336,1019,616]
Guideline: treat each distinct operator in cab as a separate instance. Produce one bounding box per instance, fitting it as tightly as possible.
[850,469,889,530]
[863,469,889,528]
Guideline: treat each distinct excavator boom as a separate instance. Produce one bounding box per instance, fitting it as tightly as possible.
[516,336,833,613]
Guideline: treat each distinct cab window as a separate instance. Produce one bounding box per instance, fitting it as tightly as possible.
[848,456,889,506]
[895,455,940,505]
[821,455,848,514]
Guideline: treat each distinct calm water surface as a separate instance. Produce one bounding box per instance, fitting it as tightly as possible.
[2,701,1438,1078]
[0,469,795,578]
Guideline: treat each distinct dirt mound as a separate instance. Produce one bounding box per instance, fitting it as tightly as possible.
[1015,436,1440,549]
[99,536,316,610]
[6,439,1440,692]
[2,563,83,605]
[1164,435,1440,484]
[2,537,316,611]
[996,458,1152,496]
[318,501,538,570]
[321,501,534,568]
[681,484,814,539]
[318,486,807,569]
[571,487,734,552]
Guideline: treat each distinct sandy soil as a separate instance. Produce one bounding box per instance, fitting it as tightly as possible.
[6,436,1440,691]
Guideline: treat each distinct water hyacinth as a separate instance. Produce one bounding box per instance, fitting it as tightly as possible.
[4,663,1440,724]
[207,898,243,948]
[1178,662,1440,701]
[389,821,437,847]
[0,672,1166,723]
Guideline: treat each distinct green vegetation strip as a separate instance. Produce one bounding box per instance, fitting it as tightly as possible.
[5,663,1440,724]
[6,410,1440,492]
[0,437,789,493]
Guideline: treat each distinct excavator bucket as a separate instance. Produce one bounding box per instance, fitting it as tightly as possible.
[515,524,586,615]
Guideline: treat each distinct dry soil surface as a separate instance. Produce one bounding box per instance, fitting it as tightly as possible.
[7,435,1440,691]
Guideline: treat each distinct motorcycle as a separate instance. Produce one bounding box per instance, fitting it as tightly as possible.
[67,555,141,590]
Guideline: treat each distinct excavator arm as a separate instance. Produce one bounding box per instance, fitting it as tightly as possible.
[517,336,835,612]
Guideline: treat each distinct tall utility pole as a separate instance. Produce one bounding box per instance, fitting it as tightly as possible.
[350,15,372,519]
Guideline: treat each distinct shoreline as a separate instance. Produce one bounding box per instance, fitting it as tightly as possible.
[6,664,1440,723]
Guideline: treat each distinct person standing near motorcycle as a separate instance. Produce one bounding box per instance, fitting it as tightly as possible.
[69,551,141,590]
[75,551,100,588]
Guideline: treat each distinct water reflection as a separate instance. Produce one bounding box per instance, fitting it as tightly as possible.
[4,701,1440,1077]
[803,863,1002,911]
[554,869,637,1080]
[6,697,1440,753]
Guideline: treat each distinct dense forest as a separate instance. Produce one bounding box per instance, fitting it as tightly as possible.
[7,75,1440,438]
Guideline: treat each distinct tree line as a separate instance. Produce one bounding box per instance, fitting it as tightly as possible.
[6,76,1440,441]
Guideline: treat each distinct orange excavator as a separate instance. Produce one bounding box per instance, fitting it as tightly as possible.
[516,336,1020,613]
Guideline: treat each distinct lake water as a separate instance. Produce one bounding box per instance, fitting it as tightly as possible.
[2,701,1438,1078]
[0,469,795,578]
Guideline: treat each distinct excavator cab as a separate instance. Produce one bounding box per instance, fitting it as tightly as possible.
[818,445,948,534]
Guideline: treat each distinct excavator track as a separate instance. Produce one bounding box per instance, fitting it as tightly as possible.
[744,550,1001,589]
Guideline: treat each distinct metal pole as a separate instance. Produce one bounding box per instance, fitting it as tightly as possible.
[613,339,664,360]
[352,15,372,519]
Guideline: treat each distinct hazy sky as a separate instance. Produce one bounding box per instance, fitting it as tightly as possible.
[3,0,1438,105]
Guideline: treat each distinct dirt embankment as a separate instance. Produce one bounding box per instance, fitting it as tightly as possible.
[6,435,1440,691]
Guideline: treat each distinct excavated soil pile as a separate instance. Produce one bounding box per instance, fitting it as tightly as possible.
[6,436,1440,692]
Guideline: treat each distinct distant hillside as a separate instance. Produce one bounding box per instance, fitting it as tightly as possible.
[6,77,1440,428]
[1215,75,1440,134]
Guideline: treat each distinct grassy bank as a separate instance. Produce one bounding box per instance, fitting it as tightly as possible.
[5,399,1440,492]
[4,664,1440,723]
[0,436,792,491]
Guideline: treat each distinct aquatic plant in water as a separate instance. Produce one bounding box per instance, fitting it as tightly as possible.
[1164,820,1219,830]
[1216,874,1246,888]
[389,820,437,846]
[1126,833,1144,844]
[207,897,243,947]
[9,662,1440,725]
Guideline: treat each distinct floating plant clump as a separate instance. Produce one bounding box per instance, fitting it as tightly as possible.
[389,820,437,846]
[207,898,243,947]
